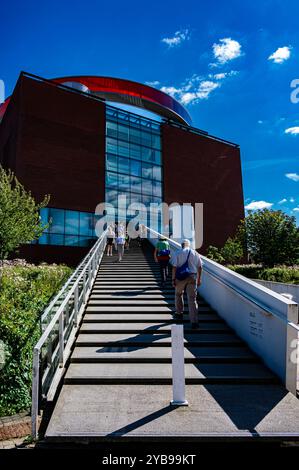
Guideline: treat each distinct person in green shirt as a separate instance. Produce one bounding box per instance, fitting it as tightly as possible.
[154,237,171,287]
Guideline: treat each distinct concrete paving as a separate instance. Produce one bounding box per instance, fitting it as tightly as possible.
[45,384,299,440]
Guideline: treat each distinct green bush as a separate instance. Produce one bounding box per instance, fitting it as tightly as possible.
[0,264,72,416]
[227,264,299,284]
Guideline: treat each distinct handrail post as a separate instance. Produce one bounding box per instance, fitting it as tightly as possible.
[59,311,64,367]
[74,285,79,327]
[170,324,188,406]
[31,348,40,439]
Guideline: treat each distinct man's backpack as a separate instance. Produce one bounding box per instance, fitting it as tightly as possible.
[176,250,192,280]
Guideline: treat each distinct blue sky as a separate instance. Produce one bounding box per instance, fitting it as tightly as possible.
[1,0,299,223]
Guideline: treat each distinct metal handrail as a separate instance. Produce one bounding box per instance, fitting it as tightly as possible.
[40,235,104,325]
[31,229,108,438]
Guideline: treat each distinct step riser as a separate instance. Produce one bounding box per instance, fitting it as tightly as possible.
[64,378,280,385]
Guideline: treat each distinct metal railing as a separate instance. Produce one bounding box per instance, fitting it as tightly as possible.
[31,229,107,438]
[144,225,299,395]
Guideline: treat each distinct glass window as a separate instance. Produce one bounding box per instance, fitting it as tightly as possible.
[141,147,153,162]
[152,150,161,164]
[106,154,117,172]
[142,179,152,196]
[118,174,130,191]
[106,172,118,188]
[79,212,93,236]
[118,157,130,175]
[153,181,162,197]
[130,143,141,160]
[131,176,142,194]
[118,124,129,141]
[38,233,50,245]
[118,140,129,157]
[79,237,93,247]
[141,130,152,147]
[65,210,79,235]
[130,127,141,144]
[131,159,141,177]
[65,235,79,246]
[152,165,162,181]
[49,208,64,234]
[106,137,118,154]
[142,162,152,180]
[106,121,117,138]
[152,133,161,150]
[49,234,64,245]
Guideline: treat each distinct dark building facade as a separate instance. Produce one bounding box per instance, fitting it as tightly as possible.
[0,72,244,265]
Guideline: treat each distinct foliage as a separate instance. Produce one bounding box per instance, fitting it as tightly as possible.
[240,209,299,267]
[207,238,244,265]
[227,264,299,284]
[0,165,50,260]
[0,264,72,416]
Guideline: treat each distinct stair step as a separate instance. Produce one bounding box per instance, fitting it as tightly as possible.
[80,322,231,333]
[83,313,220,322]
[75,332,243,347]
[65,362,279,384]
[71,345,257,363]
[85,306,214,313]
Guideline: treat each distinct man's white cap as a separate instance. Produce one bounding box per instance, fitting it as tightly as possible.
[182,239,191,246]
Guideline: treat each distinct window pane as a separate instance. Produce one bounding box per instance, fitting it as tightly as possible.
[118,174,130,191]
[142,179,152,196]
[106,172,118,187]
[131,159,141,177]
[141,147,153,162]
[118,157,130,174]
[141,130,151,147]
[152,133,161,150]
[106,154,117,172]
[118,140,129,157]
[38,233,50,245]
[79,237,93,247]
[65,235,79,246]
[153,181,162,197]
[65,210,79,235]
[152,165,162,181]
[106,137,118,154]
[152,150,161,164]
[130,127,141,144]
[79,212,94,236]
[49,234,64,245]
[118,124,129,141]
[131,176,142,194]
[49,208,64,234]
[142,162,152,180]
[40,208,50,232]
[130,143,141,160]
[106,121,117,138]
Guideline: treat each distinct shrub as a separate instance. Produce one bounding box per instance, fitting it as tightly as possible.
[0,264,72,416]
[227,264,299,284]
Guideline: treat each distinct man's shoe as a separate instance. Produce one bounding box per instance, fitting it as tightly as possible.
[191,322,199,330]
[174,312,184,320]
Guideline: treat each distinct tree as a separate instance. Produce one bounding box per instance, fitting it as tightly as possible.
[207,238,244,265]
[241,209,299,267]
[0,166,50,261]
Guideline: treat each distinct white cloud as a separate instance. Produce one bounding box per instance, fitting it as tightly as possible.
[278,198,287,204]
[293,207,299,212]
[258,120,263,124]
[212,38,242,64]
[161,29,190,47]
[285,173,299,182]
[268,46,292,64]
[161,79,220,105]
[285,127,299,135]
[145,80,160,87]
[209,70,239,80]
[290,197,295,203]
[245,200,273,210]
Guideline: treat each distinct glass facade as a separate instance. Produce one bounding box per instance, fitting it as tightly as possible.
[34,208,99,247]
[105,105,163,227]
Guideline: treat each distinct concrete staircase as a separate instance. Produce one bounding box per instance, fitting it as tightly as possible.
[45,241,299,441]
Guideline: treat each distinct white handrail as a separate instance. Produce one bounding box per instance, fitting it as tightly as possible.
[144,225,299,395]
[31,229,108,438]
